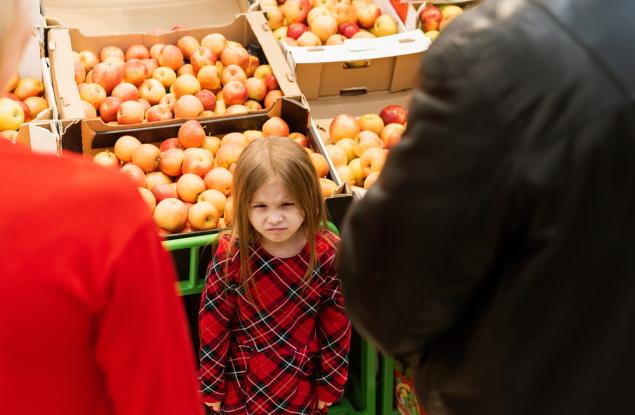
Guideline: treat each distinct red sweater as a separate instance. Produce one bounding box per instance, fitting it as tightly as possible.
[0,141,202,415]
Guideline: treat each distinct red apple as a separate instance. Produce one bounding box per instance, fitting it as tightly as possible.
[100,46,124,62]
[281,0,311,24]
[158,45,184,71]
[111,82,139,102]
[125,44,150,61]
[178,119,206,148]
[262,116,290,137]
[245,77,267,102]
[120,162,146,187]
[287,23,309,40]
[381,123,406,148]
[264,90,283,108]
[356,4,381,28]
[379,104,408,125]
[159,137,182,152]
[338,22,360,38]
[195,90,217,111]
[176,35,200,60]
[145,104,173,122]
[141,58,159,76]
[190,47,217,73]
[99,96,122,122]
[174,95,204,119]
[329,114,360,143]
[151,183,178,202]
[159,147,185,177]
[221,64,247,85]
[182,147,214,177]
[159,93,176,112]
[220,47,249,70]
[222,81,248,106]
[91,61,123,94]
[117,100,145,124]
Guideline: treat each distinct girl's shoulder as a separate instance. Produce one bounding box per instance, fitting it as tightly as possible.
[210,234,241,272]
[315,228,340,263]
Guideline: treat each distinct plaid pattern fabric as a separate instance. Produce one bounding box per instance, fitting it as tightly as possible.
[199,230,352,415]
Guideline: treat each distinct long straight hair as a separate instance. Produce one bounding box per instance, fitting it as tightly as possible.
[228,136,327,304]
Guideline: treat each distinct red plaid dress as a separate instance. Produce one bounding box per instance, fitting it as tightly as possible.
[199,230,351,414]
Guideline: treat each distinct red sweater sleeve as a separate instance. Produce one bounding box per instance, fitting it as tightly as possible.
[198,237,236,404]
[315,245,352,403]
[94,217,203,415]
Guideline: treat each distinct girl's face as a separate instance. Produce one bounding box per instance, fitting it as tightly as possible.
[248,178,306,256]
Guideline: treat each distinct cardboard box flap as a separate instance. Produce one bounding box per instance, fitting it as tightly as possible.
[287,31,429,65]
[41,0,250,35]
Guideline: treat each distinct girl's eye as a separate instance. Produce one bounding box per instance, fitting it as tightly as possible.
[281,202,295,207]
[252,204,266,209]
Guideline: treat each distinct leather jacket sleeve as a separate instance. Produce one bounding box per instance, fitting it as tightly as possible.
[338,38,514,358]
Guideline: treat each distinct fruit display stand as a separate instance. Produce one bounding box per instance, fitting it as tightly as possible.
[43,0,302,124]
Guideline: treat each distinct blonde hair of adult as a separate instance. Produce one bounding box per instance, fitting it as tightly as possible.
[0,0,30,88]
[229,136,328,301]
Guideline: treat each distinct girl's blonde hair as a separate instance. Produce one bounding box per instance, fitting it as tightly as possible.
[229,136,327,302]
[0,1,27,86]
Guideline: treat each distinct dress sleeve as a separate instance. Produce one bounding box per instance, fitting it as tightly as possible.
[315,247,352,403]
[198,236,236,404]
[94,218,203,415]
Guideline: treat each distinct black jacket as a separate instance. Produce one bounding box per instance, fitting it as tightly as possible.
[338,1,635,414]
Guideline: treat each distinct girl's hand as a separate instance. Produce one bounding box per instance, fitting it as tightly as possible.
[317,400,332,410]
[205,402,221,412]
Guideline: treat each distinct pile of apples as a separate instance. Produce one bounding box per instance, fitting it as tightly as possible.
[92,117,336,235]
[0,74,47,140]
[73,33,283,125]
[325,104,407,189]
[261,0,399,47]
[419,3,465,41]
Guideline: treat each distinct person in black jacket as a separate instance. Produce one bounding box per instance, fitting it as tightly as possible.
[337,1,635,414]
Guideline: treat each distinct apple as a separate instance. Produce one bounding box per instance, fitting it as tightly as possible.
[202,136,222,155]
[308,6,330,26]
[78,83,107,109]
[188,201,220,230]
[244,77,267,102]
[425,30,440,41]
[195,90,217,111]
[200,110,215,117]
[373,14,398,37]
[364,170,379,189]
[311,15,338,42]
[379,104,407,125]
[154,198,188,233]
[264,90,283,108]
[214,143,244,170]
[260,74,278,93]
[24,96,48,118]
[355,130,382,157]
[348,158,363,184]
[356,4,381,28]
[264,7,285,30]
[288,132,307,147]
[141,58,159,77]
[221,132,248,149]
[117,100,145,124]
[420,4,443,32]
[319,178,338,197]
[159,93,176,112]
[152,66,177,89]
[158,45,184,71]
[132,143,161,173]
[222,81,248,106]
[149,43,165,60]
[352,30,375,39]
[254,64,273,80]
[197,65,222,91]
[159,147,185,177]
[176,173,207,203]
[125,44,150,61]
[245,55,260,78]
[214,100,226,116]
[178,119,206,148]
[113,135,141,162]
[100,46,124,61]
[381,123,406,148]
[92,151,120,168]
[360,147,387,176]
[102,56,125,71]
[159,137,181,152]
[137,98,151,114]
[226,104,249,115]
[329,114,360,143]
[204,167,233,196]
[182,147,214,177]
[243,100,262,111]
[220,47,249,70]
[120,163,146,187]
[91,61,123,94]
[79,51,100,72]
[326,144,348,167]
[13,78,44,101]
[81,100,98,118]
[201,33,227,56]
[297,31,322,47]
[198,189,227,215]
[99,96,122,122]
[4,73,19,92]
[111,82,139,102]
[172,74,201,98]
[138,187,156,212]
[358,113,384,134]
[281,0,311,24]
[221,64,247,85]
[190,47,217,73]
[262,116,290,137]
[176,35,200,60]
[145,104,173,122]
[338,22,360,38]
[332,3,357,25]
[136,78,165,106]
[336,164,356,186]
[309,152,330,178]
[152,182,178,202]
[73,52,86,83]
[334,137,356,162]
[287,23,309,40]
[15,100,31,122]
[174,95,204,119]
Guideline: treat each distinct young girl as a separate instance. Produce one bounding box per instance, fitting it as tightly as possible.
[199,136,352,414]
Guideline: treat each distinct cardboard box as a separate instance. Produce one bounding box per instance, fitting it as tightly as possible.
[44,1,302,125]
[274,0,430,99]
[59,97,350,237]
[15,120,60,154]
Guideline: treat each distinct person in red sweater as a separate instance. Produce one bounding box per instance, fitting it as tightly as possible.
[199,137,352,414]
[0,2,203,415]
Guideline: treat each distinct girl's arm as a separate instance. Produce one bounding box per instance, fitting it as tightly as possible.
[315,253,353,404]
[199,239,236,407]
